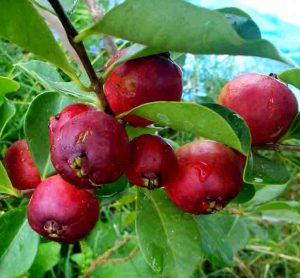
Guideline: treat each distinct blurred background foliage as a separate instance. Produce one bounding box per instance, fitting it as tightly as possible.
[1,0,300,277]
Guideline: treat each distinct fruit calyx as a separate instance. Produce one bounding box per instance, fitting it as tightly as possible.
[43,220,64,238]
[142,172,161,190]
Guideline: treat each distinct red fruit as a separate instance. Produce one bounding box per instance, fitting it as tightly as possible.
[27,175,99,243]
[49,103,95,145]
[50,110,130,188]
[165,140,243,214]
[3,139,41,191]
[218,73,298,145]
[104,49,183,126]
[125,134,178,189]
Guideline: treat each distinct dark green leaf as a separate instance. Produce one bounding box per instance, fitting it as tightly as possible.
[25,92,75,178]
[233,183,255,204]
[29,242,61,278]
[122,102,251,155]
[136,189,202,277]
[0,208,40,278]
[0,161,20,197]
[96,175,129,197]
[0,98,16,138]
[0,0,80,84]
[194,214,249,267]
[244,151,290,185]
[280,113,300,140]
[76,0,287,64]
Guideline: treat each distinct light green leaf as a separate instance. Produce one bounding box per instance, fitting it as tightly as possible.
[0,77,20,97]
[279,68,300,90]
[0,0,83,87]
[0,98,16,138]
[256,201,300,212]
[25,92,75,178]
[262,210,300,224]
[0,207,40,278]
[136,189,202,277]
[29,242,61,278]
[76,0,287,64]
[194,214,249,266]
[0,161,20,197]
[121,102,251,154]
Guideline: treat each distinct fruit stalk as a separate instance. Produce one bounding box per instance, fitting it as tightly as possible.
[255,143,300,152]
[47,0,112,113]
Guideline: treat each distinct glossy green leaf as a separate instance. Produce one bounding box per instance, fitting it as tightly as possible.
[121,102,251,154]
[279,68,300,90]
[0,77,20,97]
[29,242,61,278]
[136,189,202,277]
[25,92,75,178]
[0,0,80,85]
[217,8,261,40]
[0,161,20,197]
[194,214,249,266]
[0,208,40,278]
[244,151,290,185]
[233,183,255,204]
[246,184,287,206]
[76,0,287,64]
[103,44,164,80]
[256,201,300,212]
[17,61,96,103]
[0,98,16,138]
[280,113,300,140]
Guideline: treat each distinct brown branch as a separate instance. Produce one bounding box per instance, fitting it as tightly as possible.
[81,237,137,278]
[0,194,11,200]
[255,143,300,152]
[84,0,117,57]
[47,0,111,113]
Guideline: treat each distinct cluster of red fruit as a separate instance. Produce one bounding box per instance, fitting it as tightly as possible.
[3,49,298,244]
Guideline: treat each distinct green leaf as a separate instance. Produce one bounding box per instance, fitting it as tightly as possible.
[136,189,202,277]
[17,61,96,103]
[262,210,300,224]
[76,0,287,64]
[0,98,16,138]
[0,0,81,86]
[125,126,160,140]
[96,175,129,197]
[0,207,40,278]
[256,201,300,212]
[25,92,75,178]
[246,184,287,206]
[233,183,255,204]
[194,214,249,267]
[29,242,61,278]
[0,77,20,97]
[280,113,300,140]
[0,161,20,197]
[279,68,300,90]
[121,102,251,155]
[244,151,290,185]
[217,8,261,40]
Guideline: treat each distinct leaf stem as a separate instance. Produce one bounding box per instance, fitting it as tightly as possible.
[255,143,300,152]
[47,0,112,113]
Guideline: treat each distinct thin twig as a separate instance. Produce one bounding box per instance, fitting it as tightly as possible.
[81,237,137,278]
[234,256,254,278]
[84,0,117,57]
[0,195,11,200]
[255,143,300,152]
[47,0,111,113]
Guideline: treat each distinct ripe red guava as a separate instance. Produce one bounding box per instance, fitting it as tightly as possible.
[165,140,243,214]
[103,49,183,126]
[49,103,95,146]
[27,174,99,243]
[50,110,130,188]
[218,73,298,145]
[3,139,41,191]
[125,134,178,189]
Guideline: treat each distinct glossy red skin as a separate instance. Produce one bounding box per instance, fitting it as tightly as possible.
[104,48,183,126]
[49,103,95,146]
[125,134,178,189]
[165,140,243,214]
[218,73,298,145]
[3,139,41,190]
[51,110,130,188]
[27,175,99,243]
